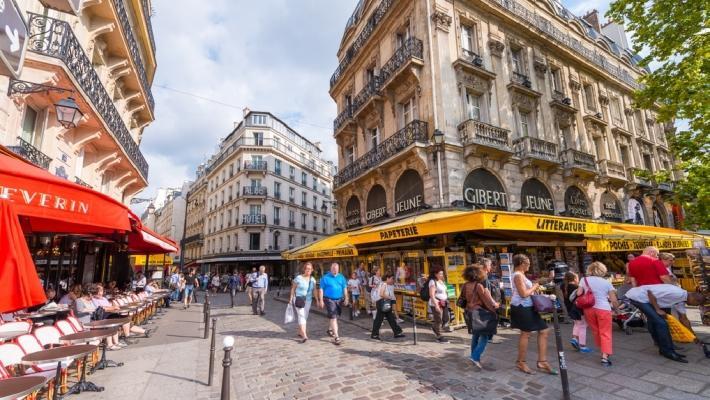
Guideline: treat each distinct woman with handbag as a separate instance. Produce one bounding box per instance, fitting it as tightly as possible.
[577,262,618,366]
[510,254,557,375]
[370,273,405,340]
[428,270,450,343]
[289,262,316,343]
[463,264,500,371]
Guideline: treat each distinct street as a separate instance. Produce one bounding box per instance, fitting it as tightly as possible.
[85,291,710,400]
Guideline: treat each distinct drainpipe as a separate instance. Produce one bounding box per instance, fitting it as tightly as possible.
[425,0,445,207]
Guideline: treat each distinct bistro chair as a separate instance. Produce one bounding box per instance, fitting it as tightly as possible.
[0,345,56,400]
[0,321,32,333]
[32,327,62,349]
[15,335,70,393]
[54,320,75,336]
[66,316,84,332]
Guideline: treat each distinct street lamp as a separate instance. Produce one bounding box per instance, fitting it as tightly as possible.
[7,78,84,128]
[431,129,445,207]
[54,97,84,128]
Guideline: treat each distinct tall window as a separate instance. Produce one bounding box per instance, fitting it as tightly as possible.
[366,67,376,84]
[233,234,238,250]
[643,154,653,171]
[396,23,410,48]
[273,232,280,250]
[550,68,563,93]
[465,90,482,121]
[301,213,307,228]
[273,207,281,224]
[460,24,476,54]
[368,127,380,150]
[313,195,317,210]
[510,47,524,74]
[635,111,645,136]
[519,111,531,137]
[274,159,282,175]
[252,131,263,145]
[301,192,307,206]
[345,145,355,165]
[583,84,596,111]
[289,187,295,202]
[312,216,318,231]
[288,234,294,247]
[21,106,45,148]
[249,233,260,250]
[619,145,630,167]
[301,236,307,246]
[289,210,295,224]
[274,182,281,199]
[249,204,261,215]
[610,97,622,125]
[322,218,327,232]
[301,172,307,185]
[312,177,318,191]
[250,179,261,188]
[400,97,417,127]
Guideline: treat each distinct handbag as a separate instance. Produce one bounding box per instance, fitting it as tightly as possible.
[574,277,596,310]
[294,277,313,309]
[456,282,468,308]
[532,294,555,313]
[376,299,392,313]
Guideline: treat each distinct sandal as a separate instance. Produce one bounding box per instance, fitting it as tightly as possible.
[536,361,559,375]
[326,329,334,337]
[516,360,535,375]
[333,337,342,345]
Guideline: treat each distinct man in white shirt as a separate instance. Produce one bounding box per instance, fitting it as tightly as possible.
[169,271,180,301]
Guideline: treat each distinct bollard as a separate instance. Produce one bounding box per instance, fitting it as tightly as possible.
[551,296,571,400]
[208,318,217,386]
[221,336,234,400]
[203,294,211,339]
[411,295,417,345]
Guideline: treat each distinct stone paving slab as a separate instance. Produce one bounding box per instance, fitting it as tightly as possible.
[79,291,710,400]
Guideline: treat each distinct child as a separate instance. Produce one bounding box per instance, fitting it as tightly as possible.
[347,272,361,317]
[562,272,591,353]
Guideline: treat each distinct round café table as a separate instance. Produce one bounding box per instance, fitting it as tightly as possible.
[0,376,48,400]
[60,328,117,375]
[15,309,70,324]
[21,344,99,400]
[83,318,130,371]
[0,330,27,343]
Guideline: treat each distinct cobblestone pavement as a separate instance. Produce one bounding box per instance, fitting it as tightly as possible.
[84,291,710,400]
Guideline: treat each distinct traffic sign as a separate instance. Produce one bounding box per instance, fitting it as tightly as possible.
[0,0,27,78]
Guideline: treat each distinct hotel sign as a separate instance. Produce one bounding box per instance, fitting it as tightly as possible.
[463,168,508,210]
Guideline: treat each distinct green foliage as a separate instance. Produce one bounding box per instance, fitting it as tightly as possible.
[607,0,710,229]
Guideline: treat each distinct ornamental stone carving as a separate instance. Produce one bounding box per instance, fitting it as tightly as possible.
[431,10,452,32]
[488,39,505,57]
[584,118,604,138]
[554,110,574,128]
[511,92,536,112]
[533,57,547,75]
[456,70,489,94]
[624,107,634,116]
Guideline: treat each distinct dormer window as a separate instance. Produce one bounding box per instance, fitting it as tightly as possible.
[251,114,267,125]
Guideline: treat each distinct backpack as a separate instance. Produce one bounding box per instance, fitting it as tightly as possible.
[420,279,431,301]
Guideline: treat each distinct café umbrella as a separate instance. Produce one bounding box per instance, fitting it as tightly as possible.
[0,199,46,313]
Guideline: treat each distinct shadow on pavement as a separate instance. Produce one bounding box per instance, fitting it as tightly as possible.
[146,370,205,385]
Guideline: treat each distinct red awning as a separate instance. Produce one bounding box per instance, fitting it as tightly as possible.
[0,200,46,313]
[0,149,132,234]
[128,226,179,254]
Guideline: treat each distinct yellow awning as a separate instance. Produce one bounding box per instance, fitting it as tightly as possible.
[586,224,699,252]
[130,254,173,266]
[349,210,612,245]
[282,231,359,260]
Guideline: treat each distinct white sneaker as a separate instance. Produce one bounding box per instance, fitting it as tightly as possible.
[396,318,404,323]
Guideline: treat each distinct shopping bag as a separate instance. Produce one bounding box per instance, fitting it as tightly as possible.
[531,294,555,313]
[667,314,695,343]
[284,303,295,324]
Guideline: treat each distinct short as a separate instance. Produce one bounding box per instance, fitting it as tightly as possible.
[351,293,360,303]
[324,297,342,319]
[184,284,194,299]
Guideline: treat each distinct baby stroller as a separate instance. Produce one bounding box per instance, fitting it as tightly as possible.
[613,284,645,335]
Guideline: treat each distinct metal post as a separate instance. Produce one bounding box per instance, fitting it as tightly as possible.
[552,298,570,400]
[203,294,211,339]
[221,337,234,400]
[411,295,417,345]
[208,318,217,386]
[349,293,354,320]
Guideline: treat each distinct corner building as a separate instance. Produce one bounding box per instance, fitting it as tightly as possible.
[330,0,680,230]
[196,110,335,277]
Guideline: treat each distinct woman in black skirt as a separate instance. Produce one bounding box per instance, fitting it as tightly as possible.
[510,254,557,375]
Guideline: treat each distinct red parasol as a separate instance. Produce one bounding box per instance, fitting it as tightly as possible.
[0,199,46,313]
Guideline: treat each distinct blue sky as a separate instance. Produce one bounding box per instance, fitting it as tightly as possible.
[138,0,618,204]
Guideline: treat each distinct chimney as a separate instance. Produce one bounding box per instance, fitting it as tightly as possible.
[233,121,239,129]
[242,107,251,118]
[582,9,602,33]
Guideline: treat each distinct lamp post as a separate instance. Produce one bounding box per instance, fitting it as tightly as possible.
[431,129,445,207]
[7,79,84,128]
[220,336,234,400]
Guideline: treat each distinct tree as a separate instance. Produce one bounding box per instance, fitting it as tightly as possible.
[607,0,709,229]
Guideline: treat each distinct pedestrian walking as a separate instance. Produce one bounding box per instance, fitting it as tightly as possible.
[562,272,591,353]
[463,264,499,371]
[211,274,220,294]
[578,261,618,367]
[228,272,240,307]
[246,267,257,304]
[289,262,316,343]
[251,266,268,315]
[317,262,349,345]
[169,270,180,301]
[370,272,404,340]
[368,269,382,317]
[428,269,449,343]
[509,254,557,375]
[347,272,361,317]
[481,257,503,343]
[183,270,198,309]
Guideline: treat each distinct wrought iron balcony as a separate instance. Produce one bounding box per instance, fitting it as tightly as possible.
[74,177,93,189]
[8,137,52,170]
[27,13,149,180]
[458,119,512,156]
[461,49,484,67]
[140,0,156,53]
[561,148,597,177]
[378,37,424,88]
[112,0,154,112]
[333,105,353,133]
[242,186,267,196]
[241,214,267,225]
[243,161,267,171]
[351,76,382,117]
[274,218,281,226]
[511,71,532,88]
[330,0,395,88]
[513,136,559,167]
[334,120,429,188]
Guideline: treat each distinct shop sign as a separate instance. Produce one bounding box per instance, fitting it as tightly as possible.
[0,185,90,215]
[564,186,592,219]
[0,0,28,78]
[482,212,609,235]
[394,169,424,216]
[462,168,508,210]
[627,197,645,225]
[345,195,361,228]
[520,179,555,215]
[131,254,173,266]
[293,248,357,260]
[366,184,387,223]
[379,225,419,240]
[600,191,623,222]
[587,238,694,252]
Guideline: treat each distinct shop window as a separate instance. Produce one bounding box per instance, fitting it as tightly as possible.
[249,233,260,250]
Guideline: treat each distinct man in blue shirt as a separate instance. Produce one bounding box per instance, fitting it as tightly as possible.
[251,265,269,315]
[317,262,349,345]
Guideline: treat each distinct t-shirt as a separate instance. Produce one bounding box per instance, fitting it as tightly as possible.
[628,255,668,286]
[579,276,615,311]
[356,269,368,286]
[75,297,96,324]
[185,275,197,286]
[428,279,448,307]
[228,275,239,289]
[90,296,111,308]
[347,279,360,295]
[58,294,74,306]
[211,276,220,286]
[293,275,316,298]
[548,261,569,283]
[320,273,347,300]
[625,284,688,314]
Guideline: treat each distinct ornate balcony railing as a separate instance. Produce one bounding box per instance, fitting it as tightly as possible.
[334,120,428,188]
[379,37,423,84]
[628,168,652,186]
[243,161,267,171]
[74,177,93,189]
[513,136,559,163]
[461,48,484,67]
[330,0,395,88]
[551,90,573,105]
[561,149,597,172]
[459,119,511,151]
[351,76,381,116]
[27,13,149,179]
[112,0,154,112]
[140,0,156,53]
[511,71,532,88]
[333,105,352,132]
[598,160,626,180]
[242,214,267,225]
[242,186,267,196]
[8,137,52,170]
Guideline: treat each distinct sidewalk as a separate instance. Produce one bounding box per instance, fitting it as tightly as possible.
[84,291,710,400]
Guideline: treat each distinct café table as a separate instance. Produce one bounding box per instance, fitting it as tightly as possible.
[21,344,99,400]
[60,328,117,375]
[0,331,27,343]
[83,318,130,371]
[15,309,70,324]
[0,376,48,400]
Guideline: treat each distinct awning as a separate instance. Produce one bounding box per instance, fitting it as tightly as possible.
[130,254,174,266]
[348,210,612,244]
[127,226,179,254]
[283,231,359,260]
[0,148,132,233]
[585,224,699,252]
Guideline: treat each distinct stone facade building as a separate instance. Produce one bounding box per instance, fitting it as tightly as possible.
[330,0,679,230]
[183,169,207,268]
[194,110,335,275]
[0,0,157,203]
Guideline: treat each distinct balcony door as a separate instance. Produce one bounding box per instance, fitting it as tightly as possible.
[252,131,264,145]
[21,105,45,148]
[465,90,482,121]
[249,204,261,216]
[400,97,418,129]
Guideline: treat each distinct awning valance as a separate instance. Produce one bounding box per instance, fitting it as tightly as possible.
[283,231,359,260]
[586,224,699,252]
[128,226,179,254]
